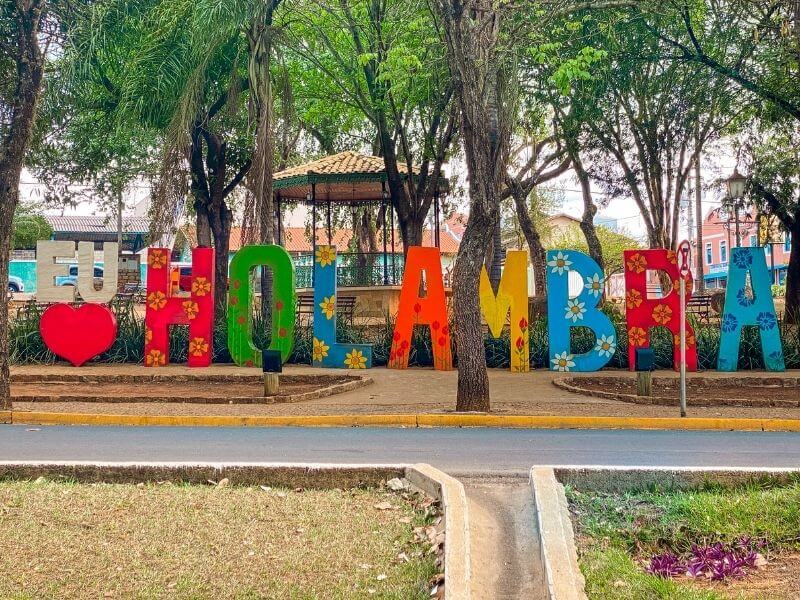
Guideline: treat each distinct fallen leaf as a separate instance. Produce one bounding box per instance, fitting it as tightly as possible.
[374,502,394,511]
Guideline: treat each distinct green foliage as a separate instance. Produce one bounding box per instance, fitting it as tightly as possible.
[11,207,52,249]
[550,223,643,276]
[9,299,800,371]
[772,284,786,298]
[568,480,800,600]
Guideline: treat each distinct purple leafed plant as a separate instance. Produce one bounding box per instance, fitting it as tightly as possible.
[645,538,767,581]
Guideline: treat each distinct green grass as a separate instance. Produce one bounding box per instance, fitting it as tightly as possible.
[567,480,800,599]
[0,479,439,599]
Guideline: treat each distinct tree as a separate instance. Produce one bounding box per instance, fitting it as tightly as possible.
[433,0,520,411]
[737,121,800,322]
[551,222,643,277]
[12,205,52,249]
[286,0,457,252]
[69,0,286,315]
[1,0,49,408]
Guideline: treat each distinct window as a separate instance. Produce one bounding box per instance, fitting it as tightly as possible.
[785,234,792,252]
[765,243,772,255]
[93,267,104,277]
[720,241,728,263]
[705,243,712,265]
[69,266,78,277]
[749,235,757,247]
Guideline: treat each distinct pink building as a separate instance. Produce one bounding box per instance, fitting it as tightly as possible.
[701,207,792,289]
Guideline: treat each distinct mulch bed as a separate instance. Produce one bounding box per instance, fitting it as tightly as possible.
[555,376,800,407]
[11,374,371,404]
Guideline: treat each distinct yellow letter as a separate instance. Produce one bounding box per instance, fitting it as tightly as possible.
[479,250,530,372]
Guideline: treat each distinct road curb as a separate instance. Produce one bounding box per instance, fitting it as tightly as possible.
[406,463,471,600]
[530,467,587,600]
[8,410,800,431]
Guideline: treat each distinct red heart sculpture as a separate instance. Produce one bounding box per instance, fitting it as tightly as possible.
[40,303,118,367]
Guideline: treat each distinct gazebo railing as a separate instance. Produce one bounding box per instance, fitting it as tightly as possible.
[295,252,404,288]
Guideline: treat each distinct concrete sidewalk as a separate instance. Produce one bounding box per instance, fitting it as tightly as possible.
[9,364,800,420]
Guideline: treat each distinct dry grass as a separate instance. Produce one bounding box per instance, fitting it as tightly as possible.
[0,480,438,599]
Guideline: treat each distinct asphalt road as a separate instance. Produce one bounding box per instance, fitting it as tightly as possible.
[3,425,799,473]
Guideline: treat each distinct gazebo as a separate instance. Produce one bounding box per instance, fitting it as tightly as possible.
[272,151,448,288]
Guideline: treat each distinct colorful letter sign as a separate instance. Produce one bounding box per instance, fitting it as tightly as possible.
[546,250,617,372]
[718,247,785,371]
[479,250,530,372]
[388,246,452,370]
[311,246,372,369]
[623,249,697,371]
[227,245,297,367]
[144,247,214,367]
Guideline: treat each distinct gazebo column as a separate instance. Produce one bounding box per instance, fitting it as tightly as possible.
[390,196,396,284]
[327,198,332,245]
[381,182,389,285]
[311,183,317,286]
[275,193,283,246]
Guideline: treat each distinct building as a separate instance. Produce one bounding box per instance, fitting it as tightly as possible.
[701,207,792,289]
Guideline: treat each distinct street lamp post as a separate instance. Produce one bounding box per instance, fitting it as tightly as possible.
[725,168,747,247]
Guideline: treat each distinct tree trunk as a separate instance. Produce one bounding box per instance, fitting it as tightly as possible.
[0,0,45,410]
[399,217,425,254]
[511,188,546,294]
[488,216,503,291]
[574,153,604,271]
[785,218,800,324]
[208,202,232,317]
[453,209,496,411]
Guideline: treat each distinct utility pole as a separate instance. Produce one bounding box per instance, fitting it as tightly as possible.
[694,146,704,292]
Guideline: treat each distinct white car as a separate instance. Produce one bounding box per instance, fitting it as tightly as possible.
[8,275,24,294]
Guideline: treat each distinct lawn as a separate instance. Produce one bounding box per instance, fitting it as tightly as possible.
[0,479,439,599]
[567,478,800,599]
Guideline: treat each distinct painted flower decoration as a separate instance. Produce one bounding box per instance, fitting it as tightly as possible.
[666,250,678,265]
[732,251,753,270]
[344,348,367,369]
[736,289,755,307]
[144,327,153,345]
[673,333,696,347]
[547,251,572,275]
[756,311,777,331]
[189,337,209,357]
[432,320,440,331]
[519,317,528,331]
[721,313,739,333]
[628,326,646,347]
[191,277,211,297]
[315,245,336,267]
[148,249,167,269]
[652,304,673,325]
[594,334,617,358]
[584,273,604,297]
[312,337,330,362]
[182,300,199,320]
[564,299,586,322]
[147,291,167,311]
[626,252,647,274]
[626,289,643,310]
[145,348,165,367]
[551,351,576,372]
[515,336,525,350]
[319,295,336,320]
[275,300,284,311]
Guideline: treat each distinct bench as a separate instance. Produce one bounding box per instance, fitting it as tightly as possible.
[686,293,714,323]
[296,293,357,323]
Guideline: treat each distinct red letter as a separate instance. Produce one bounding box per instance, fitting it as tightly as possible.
[389,247,452,370]
[144,247,214,367]
[623,249,696,371]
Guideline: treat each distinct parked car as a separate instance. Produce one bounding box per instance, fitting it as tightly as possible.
[55,265,104,287]
[8,275,24,294]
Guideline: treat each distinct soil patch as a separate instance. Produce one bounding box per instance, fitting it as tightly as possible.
[11,374,371,404]
[557,376,800,407]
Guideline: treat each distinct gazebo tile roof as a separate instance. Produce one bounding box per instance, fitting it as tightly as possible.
[273,151,417,183]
